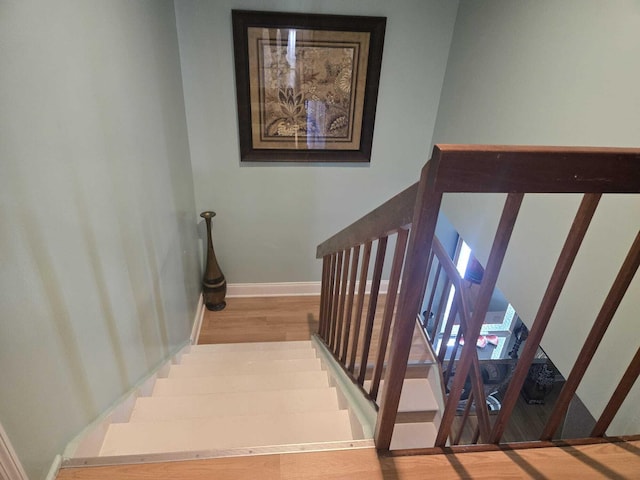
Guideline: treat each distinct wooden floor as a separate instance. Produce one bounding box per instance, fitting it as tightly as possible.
[199,295,433,366]
[198,296,320,344]
[57,440,640,479]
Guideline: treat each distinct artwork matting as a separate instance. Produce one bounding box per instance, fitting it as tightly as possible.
[232,10,386,162]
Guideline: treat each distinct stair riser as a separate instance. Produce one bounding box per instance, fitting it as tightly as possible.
[364,378,439,413]
[190,341,312,353]
[167,358,322,378]
[152,371,330,396]
[396,411,438,423]
[390,422,438,450]
[180,348,317,364]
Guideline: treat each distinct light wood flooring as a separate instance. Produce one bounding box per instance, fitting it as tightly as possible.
[57,440,640,479]
[198,296,320,344]
[198,294,433,366]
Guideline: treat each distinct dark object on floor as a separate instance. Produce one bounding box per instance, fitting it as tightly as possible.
[201,211,227,311]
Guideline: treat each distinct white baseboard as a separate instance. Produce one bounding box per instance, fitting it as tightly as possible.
[226,280,390,298]
[62,342,191,460]
[0,422,28,480]
[44,455,61,480]
[190,293,205,345]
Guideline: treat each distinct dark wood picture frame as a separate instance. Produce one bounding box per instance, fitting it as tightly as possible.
[232,10,386,163]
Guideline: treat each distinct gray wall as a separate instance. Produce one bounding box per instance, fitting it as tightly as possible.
[432,0,640,435]
[0,1,200,478]
[175,0,459,283]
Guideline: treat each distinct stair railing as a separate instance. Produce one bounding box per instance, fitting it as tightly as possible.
[316,144,640,452]
[317,182,418,403]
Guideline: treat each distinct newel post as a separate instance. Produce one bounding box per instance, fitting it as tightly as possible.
[374,156,443,450]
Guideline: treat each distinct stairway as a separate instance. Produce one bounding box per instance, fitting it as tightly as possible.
[96,340,368,457]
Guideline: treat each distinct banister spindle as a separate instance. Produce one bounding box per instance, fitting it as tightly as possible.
[329,251,344,351]
[349,241,372,373]
[437,298,458,366]
[449,290,492,443]
[541,230,640,440]
[324,254,337,342]
[429,237,471,384]
[436,193,523,447]
[453,390,474,445]
[334,249,351,355]
[318,255,330,337]
[421,251,436,316]
[341,246,361,363]
[489,193,601,444]
[318,255,331,342]
[443,280,472,387]
[357,236,388,385]
[375,159,443,451]
[424,263,442,340]
[441,303,460,385]
[592,346,640,437]
[471,425,481,445]
[467,349,492,442]
[432,277,453,347]
[370,228,409,401]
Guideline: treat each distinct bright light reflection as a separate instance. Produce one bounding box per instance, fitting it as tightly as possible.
[286,29,297,87]
[441,241,471,330]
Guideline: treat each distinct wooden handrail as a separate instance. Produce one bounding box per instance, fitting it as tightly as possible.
[319,146,640,260]
[316,182,418,258]
[431,145,640,193]
[316,144,640,452]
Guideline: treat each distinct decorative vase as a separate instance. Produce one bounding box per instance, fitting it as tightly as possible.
[200,211,227,311]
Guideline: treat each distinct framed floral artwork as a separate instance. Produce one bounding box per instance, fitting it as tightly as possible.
[232,10,386,162]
